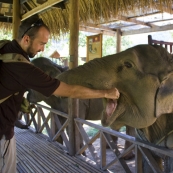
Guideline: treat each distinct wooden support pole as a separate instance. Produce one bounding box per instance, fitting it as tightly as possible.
[13,0,21,39]
[68,0,80,156]
[69,2,79,68]
[116,29,121,53]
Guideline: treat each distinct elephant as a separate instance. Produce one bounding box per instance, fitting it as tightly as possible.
[27,57,135,159]
[57,44,173,172]
[15,58,69,129]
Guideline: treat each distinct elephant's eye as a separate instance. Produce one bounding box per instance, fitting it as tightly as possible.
[124,62,132,68]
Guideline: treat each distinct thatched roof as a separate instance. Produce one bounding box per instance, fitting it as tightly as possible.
[0,0,173,38]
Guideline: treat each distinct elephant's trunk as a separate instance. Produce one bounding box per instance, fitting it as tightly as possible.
[58,57,115,90]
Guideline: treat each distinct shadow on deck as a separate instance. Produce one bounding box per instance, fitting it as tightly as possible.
[15,127,105,173]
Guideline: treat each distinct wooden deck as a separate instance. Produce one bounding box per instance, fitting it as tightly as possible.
[15,127,105,173]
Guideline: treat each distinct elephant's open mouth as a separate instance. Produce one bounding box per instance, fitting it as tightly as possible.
[105,99,117,118]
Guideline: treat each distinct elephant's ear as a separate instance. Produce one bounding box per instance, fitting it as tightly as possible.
[156,72,173,117]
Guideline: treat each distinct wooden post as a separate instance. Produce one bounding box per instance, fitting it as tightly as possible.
[50,112,56,141]
[135,145,143,173]
[13,0,21,39]
[68,0,80,156]
[116,29,121,53]
[37,106,41,133]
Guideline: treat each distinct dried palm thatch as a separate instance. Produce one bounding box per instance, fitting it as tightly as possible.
[35,0,173,38]
[0,22,12,33]
[2,0,173,38]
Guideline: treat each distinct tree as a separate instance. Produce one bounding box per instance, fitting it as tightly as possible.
[121,36,133,51]
[102,35,133,56]
[102,35,116,56]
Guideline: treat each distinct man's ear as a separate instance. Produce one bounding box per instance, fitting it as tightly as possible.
[23,35,30,44]
[18,35,30,52]
[156,72,173,117]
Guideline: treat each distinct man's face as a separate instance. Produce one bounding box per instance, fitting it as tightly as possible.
[26,27,50,58]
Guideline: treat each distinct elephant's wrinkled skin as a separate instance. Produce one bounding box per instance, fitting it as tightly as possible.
[27,57,135,159]
[57,44,173,172]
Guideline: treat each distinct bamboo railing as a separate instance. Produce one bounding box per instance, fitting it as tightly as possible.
[18,103,173,173]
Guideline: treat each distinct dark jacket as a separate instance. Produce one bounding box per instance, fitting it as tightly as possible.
[0,40,60,139]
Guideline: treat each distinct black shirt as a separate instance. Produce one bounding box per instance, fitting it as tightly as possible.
[0,40,60,139]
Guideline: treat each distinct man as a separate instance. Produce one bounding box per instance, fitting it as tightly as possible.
[0,15,119,173]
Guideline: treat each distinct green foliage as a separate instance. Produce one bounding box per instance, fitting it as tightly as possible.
[0,30,12,40]
[121,36,133,51]
[85,121,101,137]
[86,127,99,137]
[102,35,133,56]
[102,35,116,56]
[79,31,86,47]
[119,126,126,132]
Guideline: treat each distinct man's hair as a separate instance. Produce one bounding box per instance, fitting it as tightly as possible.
[17,15,50,40]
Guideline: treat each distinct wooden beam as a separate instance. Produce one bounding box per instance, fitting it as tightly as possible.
[0,17,12,23]
[22,2,32,11]
[116,29,121,53]
[118,13,168,28]
[0,0,13,4]
[81,22,116,32]
[148,18,173,24]
[4,12,12,17]
[80,13,173,35]
[21,0,63,21]
[127,11,161,19]
[36,0,48,4]
[68,0,79,156]
[69,3,79,68]
[119,16,152,27]
[79,26,116,36]
[20,0,29,4]
[13,0,21,39]
[97,15,154,28]
[122,23,173,36]
[113,24,137,29]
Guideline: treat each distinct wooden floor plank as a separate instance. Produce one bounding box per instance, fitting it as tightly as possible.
[16,133,82,173]
[15,127,104,173]
[17,134,77,173]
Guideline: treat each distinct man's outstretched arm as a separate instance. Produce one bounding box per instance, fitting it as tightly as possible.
[53,81,120,99]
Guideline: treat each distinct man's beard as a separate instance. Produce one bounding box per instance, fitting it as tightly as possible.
[26,41,36,58]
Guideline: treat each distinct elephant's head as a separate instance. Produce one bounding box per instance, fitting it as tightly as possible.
[31,57,68,78]
[58,44,173,129]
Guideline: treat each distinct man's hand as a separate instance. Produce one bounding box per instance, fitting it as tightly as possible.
[105,88,120,99]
